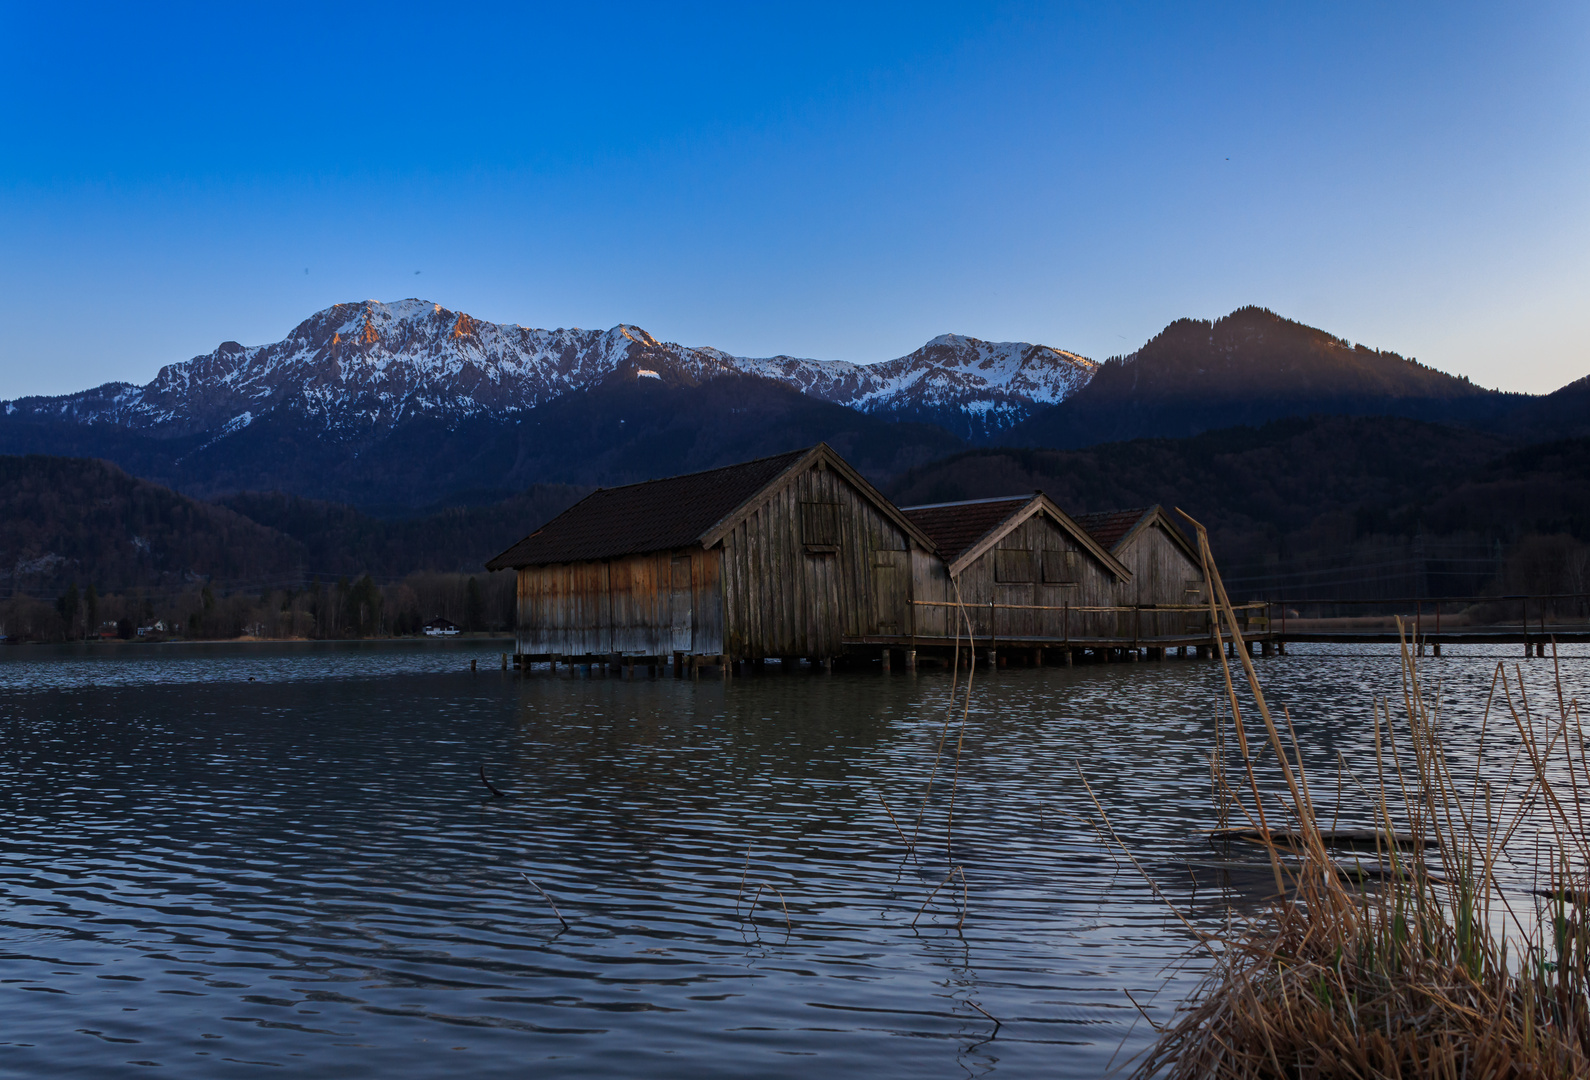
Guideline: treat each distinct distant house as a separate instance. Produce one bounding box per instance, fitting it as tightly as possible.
[1071,506,1207,639]
[423,618,461,636]
[485,444,936,663]
[901,493,1131,643]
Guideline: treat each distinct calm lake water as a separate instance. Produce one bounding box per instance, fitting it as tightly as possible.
[1,639,1585,1079]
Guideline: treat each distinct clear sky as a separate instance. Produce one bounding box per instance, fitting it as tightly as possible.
[2,2,1586,398]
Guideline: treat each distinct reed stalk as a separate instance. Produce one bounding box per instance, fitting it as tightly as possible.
[1129,512,1590,1079]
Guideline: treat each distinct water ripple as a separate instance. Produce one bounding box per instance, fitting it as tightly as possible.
[0,641,1584,1077]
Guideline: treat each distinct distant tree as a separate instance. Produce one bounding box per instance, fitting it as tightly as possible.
[56,582,79,639]
[345,574,382,636]
[84,584,98,637]
[116,617,134,640]
[464,576,485,632]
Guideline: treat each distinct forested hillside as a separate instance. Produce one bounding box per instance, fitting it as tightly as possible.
[0,456,305,598]
[891,417,1590,600]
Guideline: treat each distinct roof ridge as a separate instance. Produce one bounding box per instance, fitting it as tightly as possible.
[899,493,1034,511]
[585,445,814,497]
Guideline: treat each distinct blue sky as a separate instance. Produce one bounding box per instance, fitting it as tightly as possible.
[1,2,1586,397]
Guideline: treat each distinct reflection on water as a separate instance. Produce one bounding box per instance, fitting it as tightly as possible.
[0,641,1584,1078]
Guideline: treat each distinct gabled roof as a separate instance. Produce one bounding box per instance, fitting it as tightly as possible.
[1070,508,1149,551]
[897,496,1031,564]
[486,444,936,570]
[1072,505,1201,565]
[900,492,1130,580]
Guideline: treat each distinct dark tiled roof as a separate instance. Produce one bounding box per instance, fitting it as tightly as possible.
[1071,507,1154,552]
[486,448,810,569]
[900,496,1032,563]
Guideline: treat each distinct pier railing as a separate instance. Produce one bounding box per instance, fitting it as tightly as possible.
[907,599,1268,646]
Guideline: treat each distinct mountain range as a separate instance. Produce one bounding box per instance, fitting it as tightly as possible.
[0,299,1094,506]
[2,299,1585,512]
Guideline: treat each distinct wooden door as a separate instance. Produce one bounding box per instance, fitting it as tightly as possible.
[872,550,909,637]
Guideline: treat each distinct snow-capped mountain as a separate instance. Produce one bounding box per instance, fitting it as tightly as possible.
[3,299,1095,442]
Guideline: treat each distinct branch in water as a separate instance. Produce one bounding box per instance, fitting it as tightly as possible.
[479,764,509,798]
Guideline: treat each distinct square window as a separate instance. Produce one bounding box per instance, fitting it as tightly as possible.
[1042,550,1078,584]
[801,502,839,546]
[994,549,1034,583]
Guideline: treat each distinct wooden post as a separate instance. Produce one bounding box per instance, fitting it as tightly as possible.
[986,647,997,669]
[990,600,996,652]
[471,658,477,672]
[906,648,916,672]
[822,655,833,673]
[1063,601,1070,650]
[1065,647,1073,667]
[720,654,729,679]
[673,650,684,678]
[501,653,507,670]
[881,647,891,672]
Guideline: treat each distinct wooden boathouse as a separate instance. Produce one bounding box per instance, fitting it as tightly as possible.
[889,494,1234,665]
[898,493,1130,646]
[1071,505,1210,641]
[484,444,937,672]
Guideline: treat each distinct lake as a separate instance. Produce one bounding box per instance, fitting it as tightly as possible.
[2,639,1585,1078]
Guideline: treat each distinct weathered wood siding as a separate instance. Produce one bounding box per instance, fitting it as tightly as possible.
[514,546,723,656]
[912,513,1125,641]
[1112,522,1207,639]
[718,460,916,657]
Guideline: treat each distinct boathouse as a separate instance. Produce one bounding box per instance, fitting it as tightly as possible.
[1072,506,1207,639]
[484,444,937,665]
[899,493,1131,645]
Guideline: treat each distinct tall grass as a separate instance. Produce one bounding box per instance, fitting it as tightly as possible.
[1134,513,1590,1079]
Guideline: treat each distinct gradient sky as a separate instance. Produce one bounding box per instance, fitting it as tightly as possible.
[2,2,1586,398]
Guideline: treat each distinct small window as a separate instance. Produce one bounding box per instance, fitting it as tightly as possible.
[1042,550,1078,584]
[994,549,1034,583]
[801,501,840,552]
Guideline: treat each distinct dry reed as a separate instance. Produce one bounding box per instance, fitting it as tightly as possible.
[1128,511,1590,1079]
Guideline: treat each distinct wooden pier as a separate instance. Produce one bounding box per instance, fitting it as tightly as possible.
[1259,592,1590,655]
